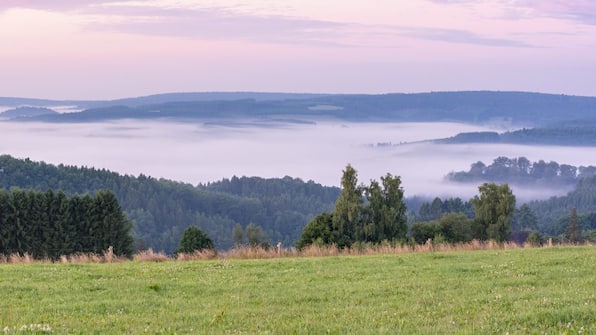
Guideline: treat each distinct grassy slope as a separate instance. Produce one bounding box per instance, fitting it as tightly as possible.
[1,247,594,334]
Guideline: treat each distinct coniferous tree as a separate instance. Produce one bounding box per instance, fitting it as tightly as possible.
[0,190,10,253]
[0,189,135,258]
[94,190,134,257]
[10,189,28,255]
[565,207,582,243]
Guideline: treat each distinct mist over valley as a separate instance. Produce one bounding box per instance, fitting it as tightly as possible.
[2,118,593,202]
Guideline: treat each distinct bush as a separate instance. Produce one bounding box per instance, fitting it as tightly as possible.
[177,226,214,254]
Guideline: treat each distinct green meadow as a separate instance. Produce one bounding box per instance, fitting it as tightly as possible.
[1,246,594,334]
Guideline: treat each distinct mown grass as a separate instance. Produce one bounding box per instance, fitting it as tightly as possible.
[1,246,594,334]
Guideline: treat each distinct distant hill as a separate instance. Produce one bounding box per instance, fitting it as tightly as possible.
[0,154,339,253]
[436,123,596,146]
[526,176,596,235]
[2,91,596,126]
[0,106,57,118]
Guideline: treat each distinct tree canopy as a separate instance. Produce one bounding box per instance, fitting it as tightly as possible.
[471,183,516,242]
[176,226,214,254]
[0,188,133,258]
[298,165,407,249]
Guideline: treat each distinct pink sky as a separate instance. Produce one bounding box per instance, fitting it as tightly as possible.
[1,0,595,99]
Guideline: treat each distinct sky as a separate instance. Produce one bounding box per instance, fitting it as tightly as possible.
[1,0,596,99]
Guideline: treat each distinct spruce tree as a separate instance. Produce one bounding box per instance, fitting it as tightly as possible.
[0,190,10,254]
[565,207,581,243]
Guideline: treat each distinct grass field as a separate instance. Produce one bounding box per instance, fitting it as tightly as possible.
[1,246,594,334]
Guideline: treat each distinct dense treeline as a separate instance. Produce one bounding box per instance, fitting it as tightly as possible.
[0,189,133,258]
[2,154,594,252]
[412,177,596,243]
[297,166,518,248]
[410,183,516,244]
[447,156,596,186]
[415,197,474,222]
[0,155,338,253]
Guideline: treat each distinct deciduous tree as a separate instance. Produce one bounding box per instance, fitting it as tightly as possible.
[471,183,515,242]
[332,164,363,247]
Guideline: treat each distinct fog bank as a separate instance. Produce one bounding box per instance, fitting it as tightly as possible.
[1,120,593,201]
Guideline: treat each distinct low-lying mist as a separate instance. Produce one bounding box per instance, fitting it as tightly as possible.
[2,120,593,202]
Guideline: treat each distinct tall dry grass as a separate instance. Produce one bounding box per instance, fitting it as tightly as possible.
[1,240,593,264]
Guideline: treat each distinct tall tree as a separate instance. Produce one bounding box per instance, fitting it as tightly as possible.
[232,223,244,246]
[93,190,134,257]
[245,223,269,247]
[565,207,582,243]
[363,173,407,242]
[471,183,516,242]
[332,164,363,247]
[0,190,10,253]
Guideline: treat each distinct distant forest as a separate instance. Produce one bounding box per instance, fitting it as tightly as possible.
[0,155,339,253]
[1,155,594,253]
[437,124,596,146]
[3,91,596,127]
[446,156,596,186]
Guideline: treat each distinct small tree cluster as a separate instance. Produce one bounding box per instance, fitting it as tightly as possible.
[297,164,407,249]
[231,222,270,248]
[0,188,134,259]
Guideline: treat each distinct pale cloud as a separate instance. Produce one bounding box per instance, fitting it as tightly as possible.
[429,0,596,26]
[2,0,596,98]
[0,0,537,48]
[516,0,596,25]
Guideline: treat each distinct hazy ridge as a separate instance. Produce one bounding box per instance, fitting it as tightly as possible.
[2,91,596,126]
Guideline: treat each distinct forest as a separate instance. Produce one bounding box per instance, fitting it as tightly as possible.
[0,155,338,253]
[438,124,596,146]
[446,156,596,186]
[0,189,133,258]
[0,154,594,256]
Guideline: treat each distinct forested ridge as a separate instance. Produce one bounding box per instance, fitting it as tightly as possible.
[447,156,596,186]
[0,155,338,253]
[4,91,596,125]
[525,176,596,236]
[438,124,596,147]
[1,154,594,254]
